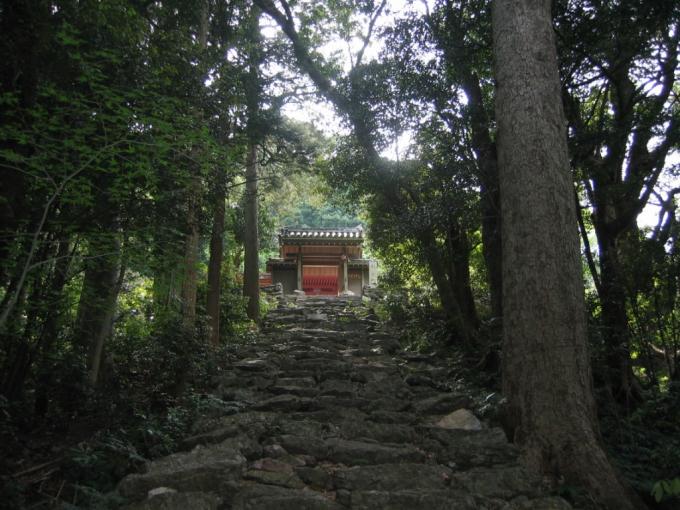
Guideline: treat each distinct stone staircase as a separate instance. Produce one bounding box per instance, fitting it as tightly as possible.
[118,296,572,509]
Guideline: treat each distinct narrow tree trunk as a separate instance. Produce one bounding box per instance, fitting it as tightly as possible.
[34,238,73,419]
[492,1,643,508]
[180,0,209,330]
[207,177,226,346]
[73,234,121,387]
[419,230,472,343]
[446,221,479,333]
[243,142,260,321]
[181,178,200,328]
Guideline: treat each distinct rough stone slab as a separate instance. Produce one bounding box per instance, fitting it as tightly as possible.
[434,409,483,431]
[267,385,319,397]
[122,491,221,510]
[333,463,453,492]
[234,359,272,371]
[319,379,356,397]
[325,438,426,465]
[348,489,477,510]
[118,444,246,500]
[367,410,417,424]
[275,434,328,459]
[276,418,339,438]
[191,412,275,436]
[421,427,519,467]
[252,394,319,412]
[337,419,415,443]
[275,376,316,387]
[244,469,306,489]
[231,484,343,510]
[450,466,542,500]
[295,466,331,490]
[509,496,573,509]
[182,426,240,450]
[413,393,472,415]
[360,397,411,412]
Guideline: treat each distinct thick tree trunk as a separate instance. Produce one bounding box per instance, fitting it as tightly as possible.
[207,178,226,346]
[492,1,643,508]
[595,224,641,405]
[243,142,260,321]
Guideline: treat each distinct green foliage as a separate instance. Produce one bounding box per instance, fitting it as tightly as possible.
[372,267,450,351]
[601,385,680,505]
[652,478,680,504]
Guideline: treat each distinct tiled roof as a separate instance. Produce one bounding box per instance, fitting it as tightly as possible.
[279,226,364,240]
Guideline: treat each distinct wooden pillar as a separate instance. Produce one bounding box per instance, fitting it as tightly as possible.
[342,255,348,293]
[360,265,365,295]
[296,247,302,291]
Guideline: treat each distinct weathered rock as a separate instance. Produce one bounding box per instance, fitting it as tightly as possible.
[337,419,415,443]
[367,410,417,424]
[244,468,306,489]
[118,444,246,500]
[275,434,328,459]
[333,464,453,491]
[295,466,331,490]
[509,496,573,509]
[348,489,477,510]
[412,393,472,415]
[267,385,319,397]
[252,394,319,412]
[434,409,483,431]
[422,427,519,467]
[450,466,542,500]
[182,425,241,450]
[114,296,573,510]
[231,484,343,510]
[122,490,221,510]
[234,359,272,371]
[325,438,426,465]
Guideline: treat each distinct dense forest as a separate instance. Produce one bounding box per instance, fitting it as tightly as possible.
[0,0,678,508]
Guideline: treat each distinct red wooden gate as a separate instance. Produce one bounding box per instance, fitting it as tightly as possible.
[302,266,338,295]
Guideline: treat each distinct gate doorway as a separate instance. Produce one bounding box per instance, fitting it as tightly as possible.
[302,265,338,295]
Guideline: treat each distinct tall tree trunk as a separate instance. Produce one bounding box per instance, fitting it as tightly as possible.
[595,221,641,405]
[446,221,479,333]
[180,0,209,330]
[180,178,200,328]
[34,238,73,419]
[207,174,226,346]
[243,7,262,322]
[73,234,121,387]
[243,142,260,321]
[492,1,643,508]
[2,237,55,402]
[419,230,472,344]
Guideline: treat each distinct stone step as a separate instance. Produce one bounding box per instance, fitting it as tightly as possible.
[118,297,573,510]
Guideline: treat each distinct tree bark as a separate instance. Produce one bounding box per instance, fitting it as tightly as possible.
[73,234,121,387]
[492,1,643,508]
[180,178,200,328]
[243,141,260,321]
[419,230,472,344]
[243,7,262,322]
[445,221,479,334]
[207,174,226,346]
